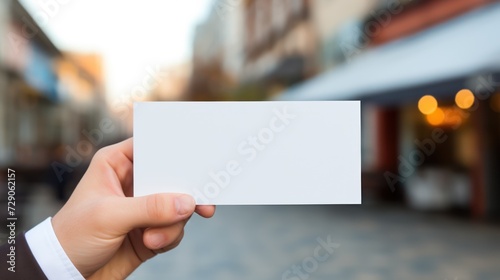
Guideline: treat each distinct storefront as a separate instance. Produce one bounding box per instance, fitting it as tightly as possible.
[278,3,500,218]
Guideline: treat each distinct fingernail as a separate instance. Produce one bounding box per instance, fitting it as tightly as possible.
[175,195,195,215]
[149,232,165,249]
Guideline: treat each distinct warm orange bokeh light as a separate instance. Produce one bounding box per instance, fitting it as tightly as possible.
[418,95,438,115]
[455,89,475,109]
[491,93,500,113]
[426,107,445,126]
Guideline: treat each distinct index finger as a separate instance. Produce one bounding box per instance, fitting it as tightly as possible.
[195,205,216,218]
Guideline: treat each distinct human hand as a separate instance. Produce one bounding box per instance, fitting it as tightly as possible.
[51,138,215,279]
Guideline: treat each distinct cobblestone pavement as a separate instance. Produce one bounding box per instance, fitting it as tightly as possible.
[129,205,500,280]
[10,185,500,280]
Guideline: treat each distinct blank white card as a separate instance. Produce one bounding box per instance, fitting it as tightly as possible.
[134,101,360,205]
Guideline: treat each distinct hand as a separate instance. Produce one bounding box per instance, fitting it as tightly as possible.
[51,138,215,279]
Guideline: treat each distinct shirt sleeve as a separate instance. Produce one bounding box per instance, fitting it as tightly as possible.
[25,217,85,280]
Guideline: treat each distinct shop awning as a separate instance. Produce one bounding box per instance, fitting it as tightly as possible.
[277,3,500,103]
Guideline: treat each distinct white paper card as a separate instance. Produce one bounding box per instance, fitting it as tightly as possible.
[134,101,360,205]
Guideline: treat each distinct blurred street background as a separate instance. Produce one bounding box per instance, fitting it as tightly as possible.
[1,0,500,279]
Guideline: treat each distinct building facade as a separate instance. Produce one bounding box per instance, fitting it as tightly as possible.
[0,0,106,174]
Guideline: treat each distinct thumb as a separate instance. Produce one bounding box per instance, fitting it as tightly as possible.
[107,193,196,233]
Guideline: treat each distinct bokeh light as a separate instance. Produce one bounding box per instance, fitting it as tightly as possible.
[426,107,445,126]
[418,95,438,115]
[455,89,475,109]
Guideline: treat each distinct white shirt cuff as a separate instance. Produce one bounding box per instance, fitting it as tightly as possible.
[25,217,85,280]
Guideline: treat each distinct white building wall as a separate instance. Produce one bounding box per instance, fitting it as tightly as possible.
[221,0,245,80]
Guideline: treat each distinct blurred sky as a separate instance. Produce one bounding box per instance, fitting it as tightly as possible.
[19,0,213,100]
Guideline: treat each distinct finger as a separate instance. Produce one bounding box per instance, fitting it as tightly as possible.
[108,138,133,194]
[195,205,216,218]
[109,193,195,232]
[143,221,186,250]
[152,229,185,254]
[127,228,155,263]
[90,138,134,196]
[107,137,133,162]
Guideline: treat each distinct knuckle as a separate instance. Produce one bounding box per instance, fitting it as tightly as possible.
[146,195,170,222]
[92,147,111,163]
